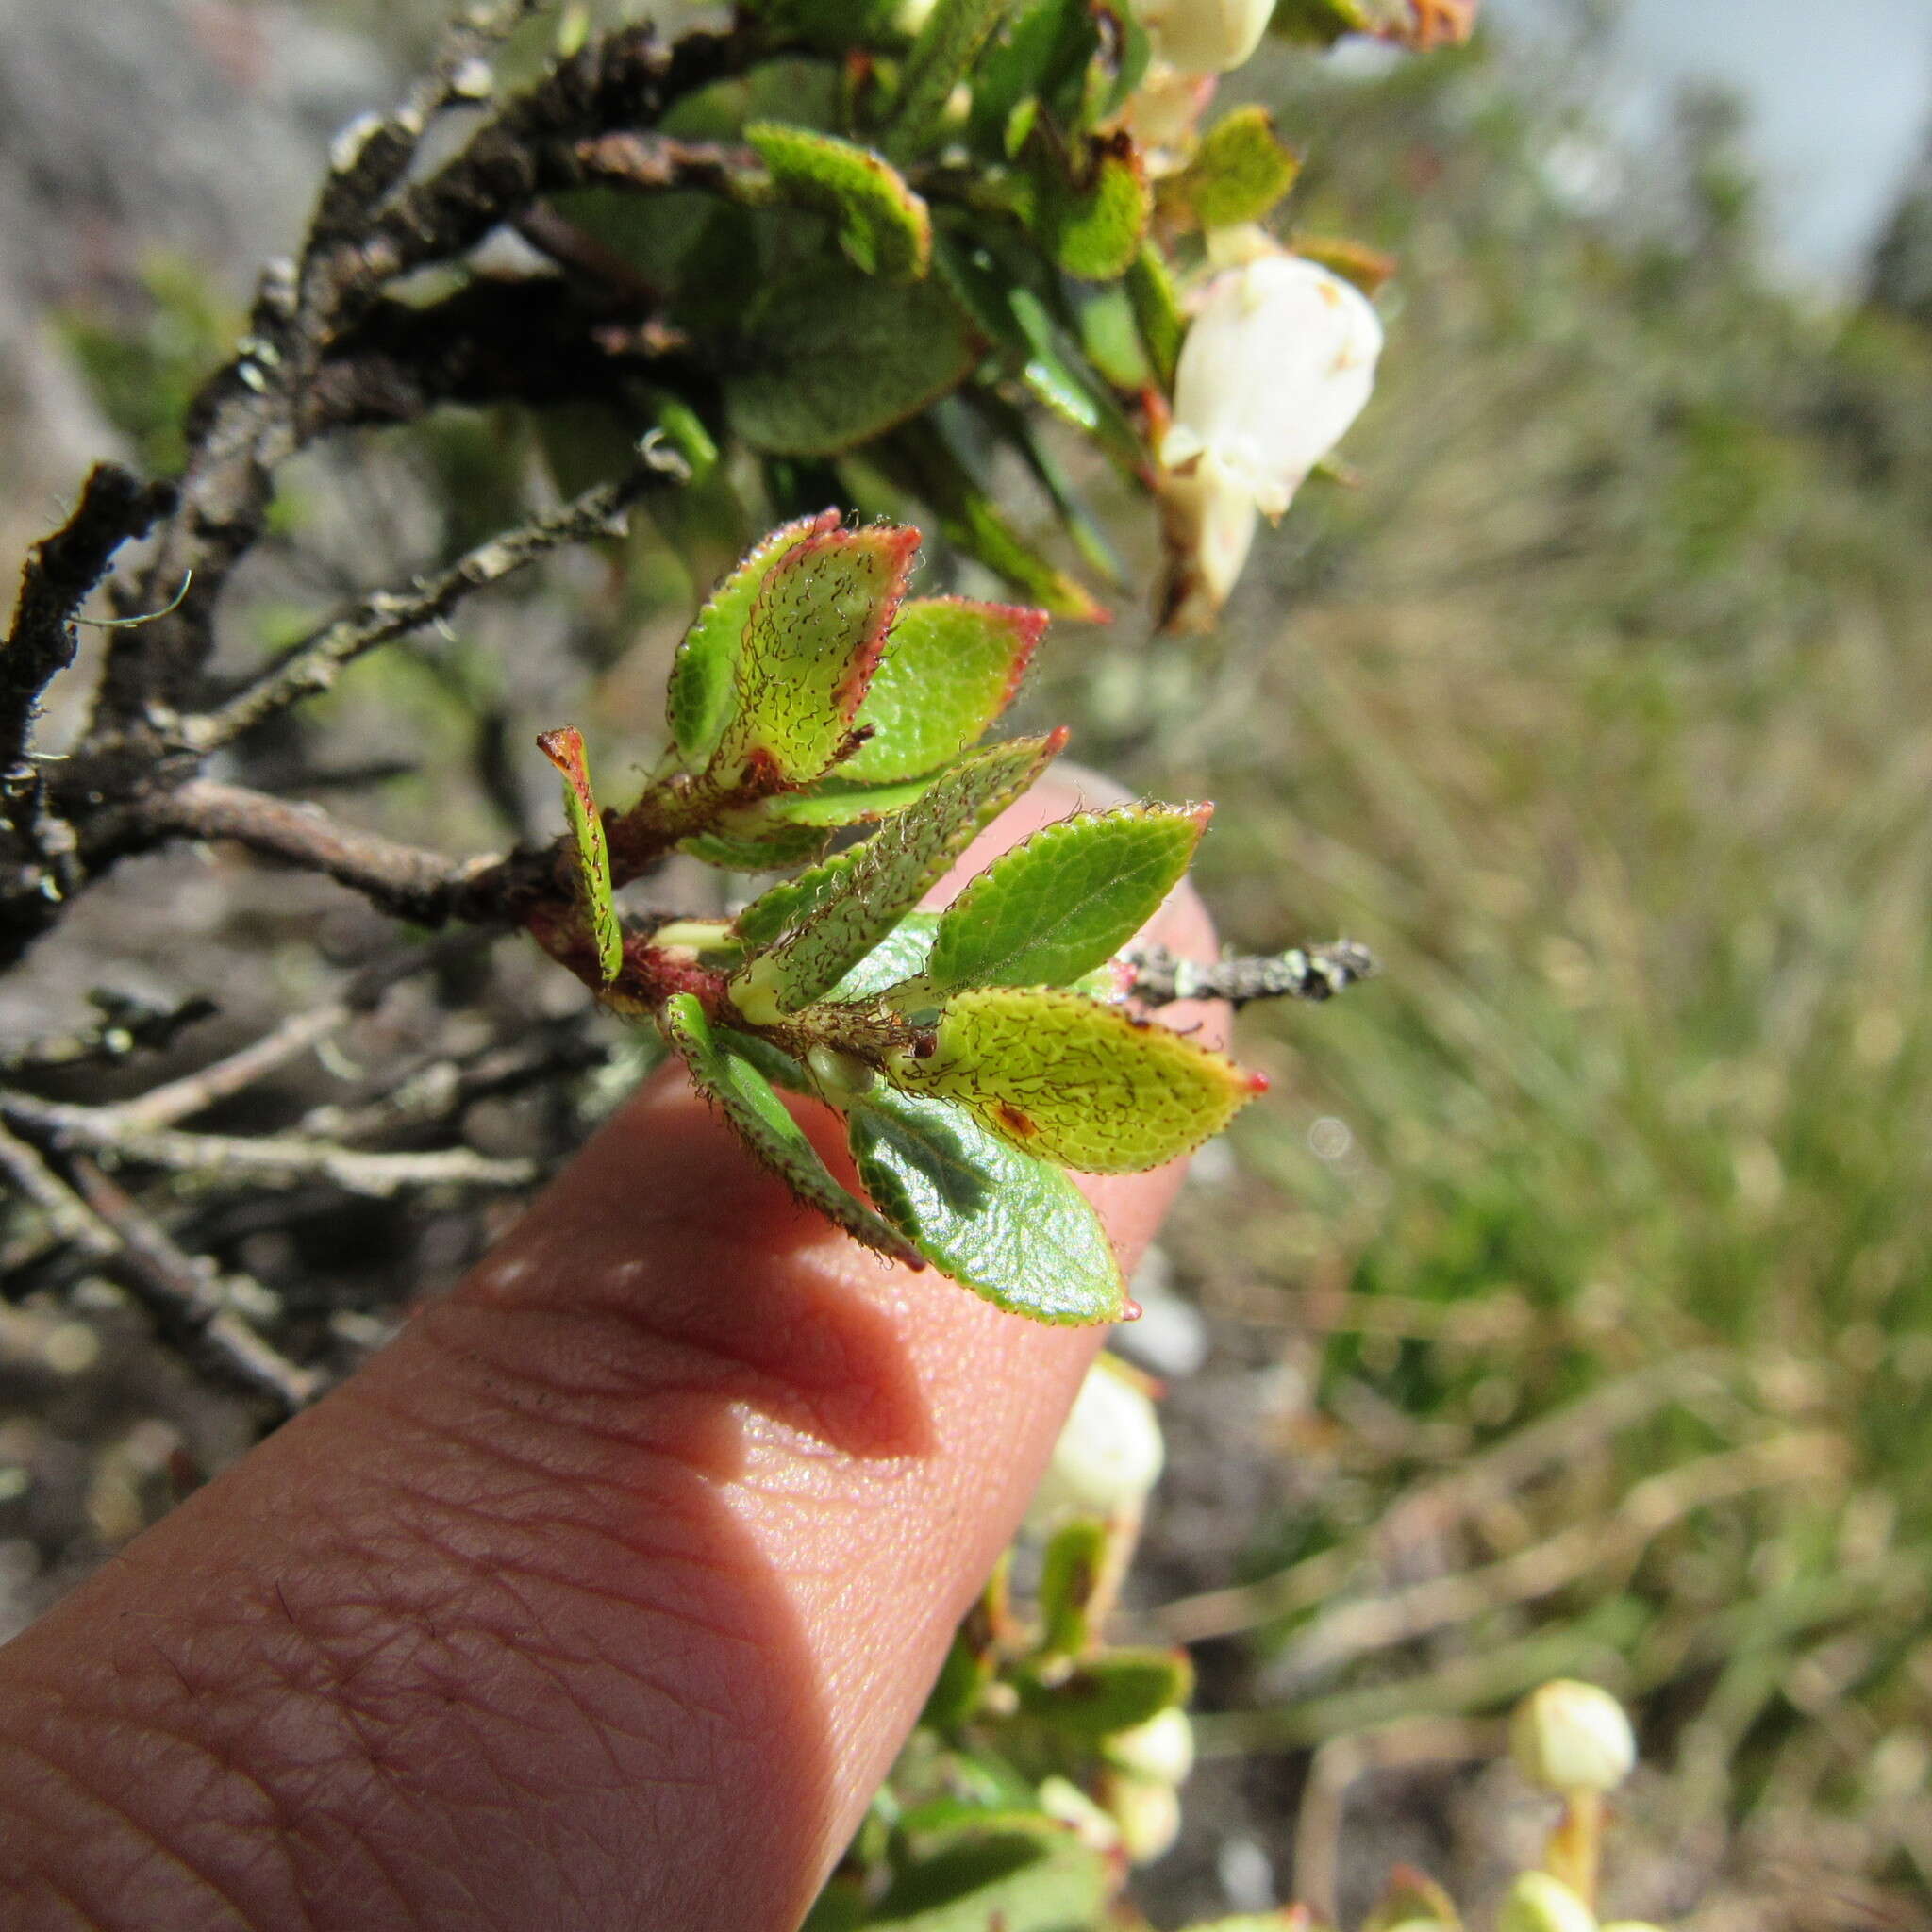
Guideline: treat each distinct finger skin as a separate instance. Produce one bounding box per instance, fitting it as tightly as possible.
[0,780,1224,1932]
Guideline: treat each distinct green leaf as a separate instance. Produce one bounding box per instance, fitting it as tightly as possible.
[1034,132,1150,282]
[967,0,1098,148]
[891,986,1261,1173]
[826,910,941,1002]
[766,775,939,826]
[1162,106,1301,230]
[870,1823,1110,1931]
[924,803,1208,994]
[1014,1646,1192,1736]
[713,521,920,786]
[1038,1515,1109,1655]
[850,1087,1124,1323]
[661,992,920,1263]
[726,264,979,457]
[535,727,621,985]
[737,842,874,949]
[1124,243,1184,392]
[668,509,839,767]
[840,597,1047,783]
[681,820,831,870]
[733,733,1062,1018]
[745,122,933,280]
[878,416,1110,622]
[891,0,1013,159]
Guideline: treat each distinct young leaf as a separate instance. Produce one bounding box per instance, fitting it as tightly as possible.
[712,521,920,786]
[732,732,1062,1018]
[725,263,979,457]
[737,842,874,949]
[661,992,920,1265]
[536,726,621,986]
[891,986,1261,1172]
[825,910,941,1002]
[745,122,933,281]
[870,1822,1109,1932]
[765,775,938,827]
[681,820,831,871]
[1013,1646,1192,1736]
[1038,1514,1110,1655]
[668,509,840,767]
[847,1086,1124,1323]
[839,598,1047,784]
[1161,105,1301,231]
[923,803,1208,995]
[1034,132,1151,283]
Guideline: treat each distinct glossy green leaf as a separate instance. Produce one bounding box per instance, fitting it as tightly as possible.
[870,1822,1110,1931]
[734,733,1061,1017]
[966,387,1126,588]
[924,803,1208,994]
[726,264,979,457]
[746,122,932,280]
[891,986,1261,1172]
[661,992,919,1263]
[1035,132,1150,282]
[1014,1646,1192,1736]
[825,910,941,1002]
[536,726,621,985]
[1164,105,1301,230]
[967,0,1097,147]
[848,1087,1124,1323]
[891,0,1013,158]
[668,509,839,766]
[766,775,938,826]
[840,597,1047,783]
[713,521,919,785]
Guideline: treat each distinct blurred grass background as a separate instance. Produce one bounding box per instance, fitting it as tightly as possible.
[20,3,1932,1924]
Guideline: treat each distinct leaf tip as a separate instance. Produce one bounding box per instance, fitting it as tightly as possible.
[535,724,584,772]
[1244,1068,1272,1095]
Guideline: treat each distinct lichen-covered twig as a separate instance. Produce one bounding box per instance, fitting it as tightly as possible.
[181,458,681,752]
[1124,939,1379,1008]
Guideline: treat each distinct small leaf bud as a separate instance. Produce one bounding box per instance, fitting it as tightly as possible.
[1037,1775,1123,1854]
[1025,1357,1165,1528]
[1499,1873,1599,1932]
[1103,1706,1196,1787]
[1510,1680,1637,1796]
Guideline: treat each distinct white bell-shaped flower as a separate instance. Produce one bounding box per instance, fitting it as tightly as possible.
[1158,251,1381,622]
[1024,1356,1165,1529]
[1135,0,1275,75]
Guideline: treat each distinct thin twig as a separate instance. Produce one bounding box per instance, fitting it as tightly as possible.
[181,461,679,753]
[1124,939,1379,1008]
[0,1091,535,1196]
[63,1158,324,1412]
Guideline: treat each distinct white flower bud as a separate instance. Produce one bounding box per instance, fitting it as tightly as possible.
[1025,1357,1165,1529]
[1499,1873,1599,1932]
[1510,1680,1638,1796]
[1135,0,1274,75]
[1104,1707,1196,1786]
[1105,1773,1183,1864]
[1122,62,1218,170]
[1158,253,1381,620]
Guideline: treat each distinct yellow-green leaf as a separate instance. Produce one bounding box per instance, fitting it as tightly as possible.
[1162,105,1300,231]
[924,803,1208,994]
[841,597,1048,783]
[1124,243,1184,391]
[661,992,920,1263]
[1036,131,1151,282]
[848,1087,1124,1322]
[714,521,921,786]
[668,509,839,767]
[746,122,933,280]
[733,732,1062,1018]
[536,726,621,985]
[891,986,1261,1172]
